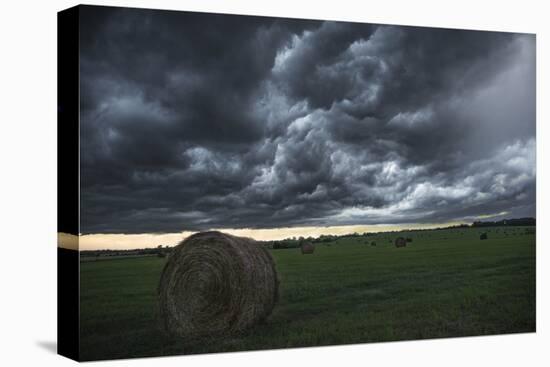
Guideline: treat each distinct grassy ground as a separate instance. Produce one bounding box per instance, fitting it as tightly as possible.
[79,226,535,361]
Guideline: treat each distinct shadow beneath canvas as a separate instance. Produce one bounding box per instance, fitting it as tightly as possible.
[36,340,57,354]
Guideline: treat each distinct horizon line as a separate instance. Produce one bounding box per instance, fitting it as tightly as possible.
[57,217,536,251]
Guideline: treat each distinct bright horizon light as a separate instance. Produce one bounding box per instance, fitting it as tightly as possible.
[59,221,469,251]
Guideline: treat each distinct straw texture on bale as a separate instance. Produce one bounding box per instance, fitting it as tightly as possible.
[394,237,407,248]
[301,242,315,254]
[158,231,278,340]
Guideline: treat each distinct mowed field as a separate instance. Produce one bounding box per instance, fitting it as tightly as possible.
[79,226,535,361]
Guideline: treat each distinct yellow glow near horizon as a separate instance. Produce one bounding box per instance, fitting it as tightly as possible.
[68,222,466,251]
[474,211,509,219]
[58,232,78,250]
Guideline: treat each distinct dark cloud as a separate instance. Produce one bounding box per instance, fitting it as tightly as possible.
[79,5,536,234]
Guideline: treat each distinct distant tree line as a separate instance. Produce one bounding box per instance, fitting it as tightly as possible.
[472,217,535,227]
[266,217,535,250]
[80,244,174,258]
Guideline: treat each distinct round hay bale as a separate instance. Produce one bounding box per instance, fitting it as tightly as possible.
[394,237,407,248]
[301,241,315,254]
[158,231,278,340]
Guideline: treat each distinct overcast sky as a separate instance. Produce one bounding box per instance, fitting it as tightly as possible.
[79,6,536,235]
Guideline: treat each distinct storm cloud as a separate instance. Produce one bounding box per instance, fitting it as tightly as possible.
[79,6,536,234]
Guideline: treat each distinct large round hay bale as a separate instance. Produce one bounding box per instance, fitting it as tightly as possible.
[394,237,407,248]
[300,241,315,254]
[158,231,278,340]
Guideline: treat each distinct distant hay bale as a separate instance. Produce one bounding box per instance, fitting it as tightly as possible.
[301,241,315,254]
[394,237,407,248]
[158,231,278,340]
[480,233,488,240]
[371,241,377,246]
[406,238,413,243]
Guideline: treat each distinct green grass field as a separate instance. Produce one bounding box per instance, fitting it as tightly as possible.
[79,226,535,361]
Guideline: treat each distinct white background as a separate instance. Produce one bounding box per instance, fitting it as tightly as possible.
[0,0,548,365]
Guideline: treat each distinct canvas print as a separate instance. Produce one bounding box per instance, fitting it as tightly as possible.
[57,5,536,362]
